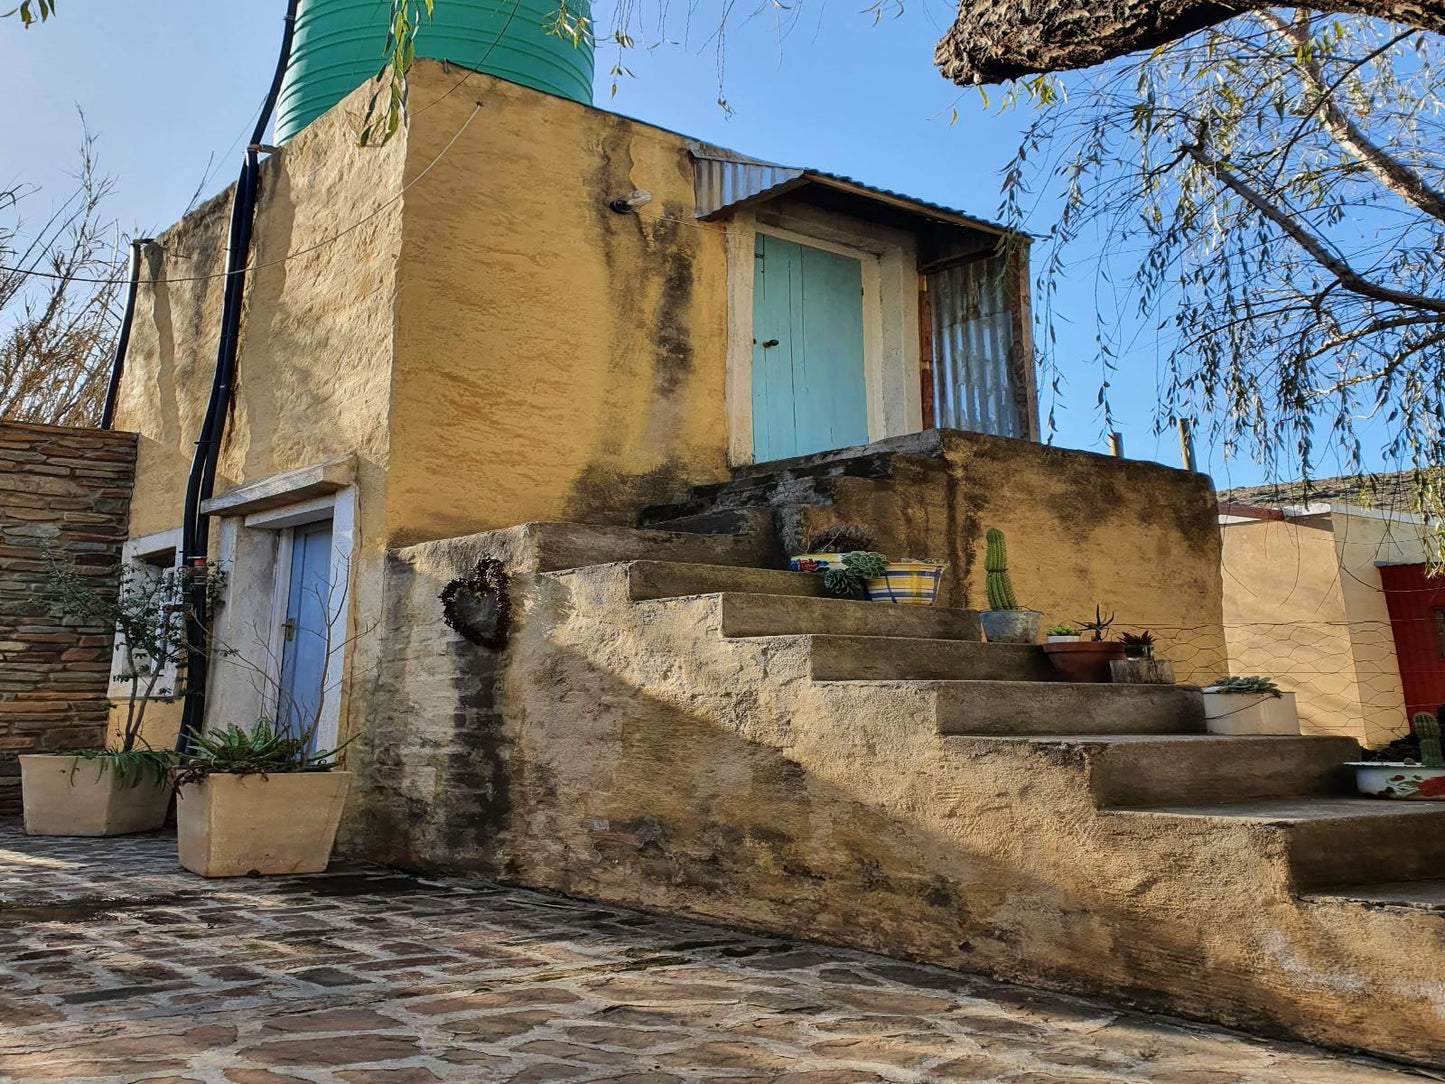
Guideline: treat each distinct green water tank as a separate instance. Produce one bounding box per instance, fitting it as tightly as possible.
[274,0,594,142]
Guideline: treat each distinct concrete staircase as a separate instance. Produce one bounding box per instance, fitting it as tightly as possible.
[371,520,1445,1066]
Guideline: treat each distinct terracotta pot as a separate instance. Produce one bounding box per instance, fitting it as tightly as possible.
[19,754,171,837]
[176,771,352,877]
[1042,640,1126,682]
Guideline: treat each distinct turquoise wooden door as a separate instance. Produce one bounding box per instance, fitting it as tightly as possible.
[752,233,869,462]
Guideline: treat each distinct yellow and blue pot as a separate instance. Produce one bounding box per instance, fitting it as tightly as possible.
[865,561,946,606]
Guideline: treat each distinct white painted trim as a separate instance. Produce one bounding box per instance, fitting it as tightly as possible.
[726,201,923,466]
[108,528,184,701]
[245,493,339,530]
[1282,501,1424,525]
[725,211,757,466]
[206,485,356,755]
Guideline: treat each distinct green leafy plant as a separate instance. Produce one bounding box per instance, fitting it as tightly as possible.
[174,718,347,789]
[1120,630,1155,658]
[1208,676,1281,696]
[1077,605,1116,642]
[42,550,219,773]
[984,528,1021,611]
[66,748,171,791]
[1045,623,1079,636]
[822,551,888,600]
[802,524,878,554]
[1414,712,1444,770]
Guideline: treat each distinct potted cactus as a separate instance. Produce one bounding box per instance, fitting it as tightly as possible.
[1348,710,1445,799]
[977,529,1041,643]
[1202,676,1299,735]
[1042,605,1125,682]
[1045,624,1082,643]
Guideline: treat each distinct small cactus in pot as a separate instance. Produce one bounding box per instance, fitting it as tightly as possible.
[1349,709,1445,799]
[977,529,1041,644]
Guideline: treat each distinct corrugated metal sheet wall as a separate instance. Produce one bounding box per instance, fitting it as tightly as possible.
[928,257,1019,438]
[1379,562,1445,720]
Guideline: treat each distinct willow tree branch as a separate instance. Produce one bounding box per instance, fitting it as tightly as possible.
[1260,12,1445,223]
[1182,139,1445,315]
[935,0,1445,86]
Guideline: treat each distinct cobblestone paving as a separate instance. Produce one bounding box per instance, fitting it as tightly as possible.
[0,823,1433,1084]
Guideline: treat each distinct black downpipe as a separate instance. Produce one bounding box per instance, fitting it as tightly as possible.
[100,237,153,430]
[178,0,300,752]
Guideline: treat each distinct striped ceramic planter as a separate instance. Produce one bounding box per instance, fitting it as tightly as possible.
[865,561,945,605]
[788,552,847,574]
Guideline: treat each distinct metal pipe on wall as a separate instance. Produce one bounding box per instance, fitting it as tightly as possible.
[177,0,300,752]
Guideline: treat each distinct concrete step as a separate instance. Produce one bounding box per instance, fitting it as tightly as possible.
[716,593,981,641]
[914,680,1203,736]
[637,506,777,539]
[1109,798,1445,890]
[1070,734,1358,806]
[802,636,1053,682]
[526,523,769,573]
[626,561,830,601]
[1303,879,1445,911]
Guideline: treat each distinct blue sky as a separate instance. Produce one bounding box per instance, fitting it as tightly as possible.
[3,0,1371,488]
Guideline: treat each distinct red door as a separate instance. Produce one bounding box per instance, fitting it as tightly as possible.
[1379,563,1445,721]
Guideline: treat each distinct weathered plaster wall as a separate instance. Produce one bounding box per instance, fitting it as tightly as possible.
[358,525,1442,1066]
[1221,514,1416,745]
[110,82,408,745]
[385,66,731,546]
[708,431,1228,686]
[0,423,135,813]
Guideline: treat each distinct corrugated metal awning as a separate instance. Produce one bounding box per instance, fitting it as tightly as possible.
[688,141,1011,236]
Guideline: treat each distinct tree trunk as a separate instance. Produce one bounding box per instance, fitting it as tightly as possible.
[935,0,1445,86]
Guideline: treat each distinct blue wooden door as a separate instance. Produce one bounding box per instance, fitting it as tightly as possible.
[277,522,333,750]
[752,233,869,462]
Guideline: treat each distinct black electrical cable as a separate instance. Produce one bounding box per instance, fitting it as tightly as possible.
[177,0,300,753]
[99,237,153,430]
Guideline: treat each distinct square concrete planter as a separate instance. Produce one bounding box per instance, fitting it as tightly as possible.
[19,754,171,837]
[1202,690,1299,735]
[176,771,352,877]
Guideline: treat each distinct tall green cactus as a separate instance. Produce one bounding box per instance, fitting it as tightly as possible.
[985,528,1019,611]
[1415,712,1444,769]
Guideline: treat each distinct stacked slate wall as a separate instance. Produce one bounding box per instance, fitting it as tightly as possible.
[0,422,136,814]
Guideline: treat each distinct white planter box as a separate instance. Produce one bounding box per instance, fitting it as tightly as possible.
[177,771,352,877]
[20,754,171,837]
[1202,691,1299,735]
[1348,762,1445,800]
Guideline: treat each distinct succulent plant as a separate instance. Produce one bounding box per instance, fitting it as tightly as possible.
[803,523,878,554]
[1414,712,1444,769]
[822,551,888,599]
[1208,676,1280,696]
[1046,623,1080,636]
[1120,630,1155,658]
[1077,605,1116,642]
[984,528,1020,611]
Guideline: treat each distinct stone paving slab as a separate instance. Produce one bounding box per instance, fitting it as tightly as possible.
[0,822,1435,1084]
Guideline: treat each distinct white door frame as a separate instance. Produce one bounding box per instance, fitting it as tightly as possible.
[212,487,356,754]
[725,203,923,465]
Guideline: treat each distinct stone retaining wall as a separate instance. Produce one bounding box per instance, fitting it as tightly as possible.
[0,422,137,814]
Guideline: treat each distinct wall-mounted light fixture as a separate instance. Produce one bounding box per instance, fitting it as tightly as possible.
[609,190,653,214]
